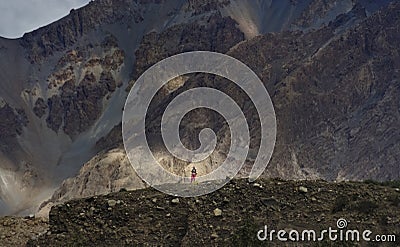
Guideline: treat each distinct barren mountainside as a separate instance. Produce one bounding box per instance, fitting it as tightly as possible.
[0,0,399,216]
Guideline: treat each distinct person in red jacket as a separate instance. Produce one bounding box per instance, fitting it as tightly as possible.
[191,166,197,183]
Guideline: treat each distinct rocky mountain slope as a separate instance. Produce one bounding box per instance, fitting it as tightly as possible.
[0,0,399,216]
[231,2,400,181]
[20,178,400,246]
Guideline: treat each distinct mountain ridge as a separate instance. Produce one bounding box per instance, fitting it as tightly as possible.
[0,0,398,216]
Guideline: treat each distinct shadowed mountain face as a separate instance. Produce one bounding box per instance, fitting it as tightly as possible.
[0,0,398,215]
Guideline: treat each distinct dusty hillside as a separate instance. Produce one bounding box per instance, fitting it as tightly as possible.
[20,178,400,246]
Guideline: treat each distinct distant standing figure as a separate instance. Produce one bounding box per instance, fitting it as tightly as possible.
[191,166,197,183]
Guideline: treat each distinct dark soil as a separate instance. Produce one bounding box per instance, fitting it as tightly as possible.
[24,179,399,246]
[0,216,48,247]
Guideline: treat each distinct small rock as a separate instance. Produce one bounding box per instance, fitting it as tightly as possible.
[90,207,96,211]
[108,199,117,207]
[253,183,262,188]
[171,198,180,204]
[152,198,157,203]
[24,214,35,219]
[211,233,218,239]
[166,213,171,217]
[299,186,308,193]
[261,197,279,208]
[213,208,222,216]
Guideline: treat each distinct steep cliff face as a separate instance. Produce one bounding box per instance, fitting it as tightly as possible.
[229,2,400,181]
[0,0,397,215]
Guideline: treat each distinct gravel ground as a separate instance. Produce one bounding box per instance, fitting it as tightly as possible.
[0,216,48,247]
[24,178,399,246]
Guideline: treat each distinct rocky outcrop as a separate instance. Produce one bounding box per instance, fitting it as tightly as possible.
[130,13,245,88]
[37,148,146,217]
[20,0,143,63]
[0,103,28,140]
[33,98,47,118]
[41,36,125,137]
